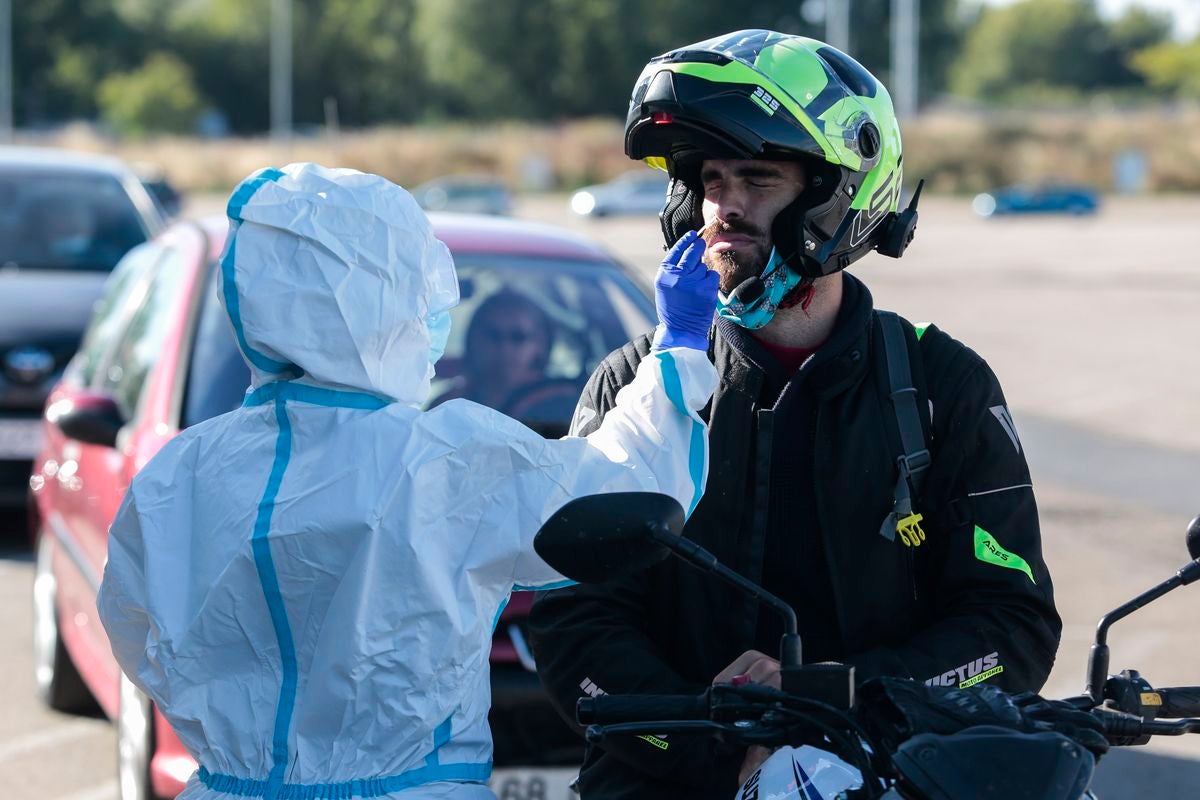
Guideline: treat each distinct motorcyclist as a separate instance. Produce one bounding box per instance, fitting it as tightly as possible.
[528,30,1061,798]
[97,162,719,799]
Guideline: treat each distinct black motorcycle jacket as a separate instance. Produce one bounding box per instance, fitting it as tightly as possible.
[528,273,1062,799]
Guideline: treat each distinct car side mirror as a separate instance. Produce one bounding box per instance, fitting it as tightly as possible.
[46,392,125,449]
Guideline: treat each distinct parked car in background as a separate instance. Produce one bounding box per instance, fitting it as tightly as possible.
[31,211,655,800]
[972,183,1100,217]
[0,147,163,512]
[134,164,184,219]
[412,175,514,216]
[570,169,668,218]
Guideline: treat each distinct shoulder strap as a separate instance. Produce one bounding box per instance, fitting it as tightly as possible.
[877,311,932,545]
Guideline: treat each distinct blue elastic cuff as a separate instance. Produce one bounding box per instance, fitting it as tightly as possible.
[652,324,709,353]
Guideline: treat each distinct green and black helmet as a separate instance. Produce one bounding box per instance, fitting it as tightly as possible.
[626,30,919,281]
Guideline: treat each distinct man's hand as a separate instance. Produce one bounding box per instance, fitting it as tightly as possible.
[738,745,774,786]
[713,652,782,788]
[652,230,718,352]
[713,649,781,689]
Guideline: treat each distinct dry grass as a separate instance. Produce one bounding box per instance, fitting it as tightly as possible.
[23,107,1200,194]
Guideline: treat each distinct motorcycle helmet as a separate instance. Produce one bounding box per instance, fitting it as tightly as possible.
[626,30,919,290]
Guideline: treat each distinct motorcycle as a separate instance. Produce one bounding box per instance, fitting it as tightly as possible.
[532,492,1200,800]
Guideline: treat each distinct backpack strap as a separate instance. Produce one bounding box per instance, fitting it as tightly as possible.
[877,311,932,546]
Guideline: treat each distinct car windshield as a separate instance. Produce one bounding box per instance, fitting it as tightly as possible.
[184,253,655,439]
[0,170,148,272]
[428,254,654,437]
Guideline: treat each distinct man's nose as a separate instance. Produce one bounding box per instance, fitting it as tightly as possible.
[709,188,747,222]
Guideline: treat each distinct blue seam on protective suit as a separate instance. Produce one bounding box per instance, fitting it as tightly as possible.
[221,168,300,376]
[491,595,511,634]
[244,381,390,410]
[423,716,454,768]
[198,762,493,799]
[227,168,286,219]
[654,351,705,517]
[251,399,299,799]
[513,579,576,592]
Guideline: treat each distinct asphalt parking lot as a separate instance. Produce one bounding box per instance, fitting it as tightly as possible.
[2,192,1198,798]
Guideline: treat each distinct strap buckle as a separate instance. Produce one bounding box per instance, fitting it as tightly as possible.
[897,449,932,478]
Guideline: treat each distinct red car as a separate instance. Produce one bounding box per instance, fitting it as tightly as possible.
[30,212,656,799]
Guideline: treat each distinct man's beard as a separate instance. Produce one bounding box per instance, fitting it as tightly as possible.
[700,218,771,294]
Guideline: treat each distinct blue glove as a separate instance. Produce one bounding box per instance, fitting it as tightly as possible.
[652,230,719,352]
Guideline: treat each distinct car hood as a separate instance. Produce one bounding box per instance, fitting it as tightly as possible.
[0,269,108,346]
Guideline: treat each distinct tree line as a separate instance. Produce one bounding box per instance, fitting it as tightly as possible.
[13,0,1200,137]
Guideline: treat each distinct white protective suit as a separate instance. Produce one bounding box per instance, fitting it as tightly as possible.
[97,163,717,800]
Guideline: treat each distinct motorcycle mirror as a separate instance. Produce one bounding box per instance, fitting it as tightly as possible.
[1186,515,1200,561]
[533,492,684,584]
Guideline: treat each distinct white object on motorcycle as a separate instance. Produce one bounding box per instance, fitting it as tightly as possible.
[97,162,717,800]
[738,745,863,800]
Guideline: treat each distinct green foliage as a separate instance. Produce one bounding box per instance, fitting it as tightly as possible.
[13,0,146,121]
[6,0,1187,132]
[950,0,1172,101]
[97,53,206,136]
[1132,38,1200,98]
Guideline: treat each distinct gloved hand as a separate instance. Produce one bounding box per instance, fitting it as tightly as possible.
[652,230,719,352]
[858,677,1027,755]
[1012,694,1111,759]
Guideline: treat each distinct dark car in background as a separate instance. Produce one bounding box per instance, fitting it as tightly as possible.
[0,147,164,512]
[31,211,655,799]
[972,183,1101,217]
[134,164,185,219]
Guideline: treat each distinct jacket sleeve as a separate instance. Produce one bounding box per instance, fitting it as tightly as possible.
[850,357,1062,693]
[526,357,744,794]
[456,345,716,589]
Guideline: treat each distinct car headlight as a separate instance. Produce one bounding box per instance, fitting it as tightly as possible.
[972,193,997,218]
[570,191,596,216]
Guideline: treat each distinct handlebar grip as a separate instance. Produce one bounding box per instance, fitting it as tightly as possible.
[576,693,710,725]
[1098,711,1146,744]
[1156,687,1200,718]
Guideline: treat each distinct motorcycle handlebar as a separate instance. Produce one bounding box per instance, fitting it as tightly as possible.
[1156,687,1200,719]
[1098,710,1200,742]
[577,693,712,726]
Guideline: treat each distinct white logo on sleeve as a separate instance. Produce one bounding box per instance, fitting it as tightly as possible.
[989,405,1021,453]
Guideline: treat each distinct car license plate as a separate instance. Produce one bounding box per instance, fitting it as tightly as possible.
[489,767,577,800]
[0,418,42,460]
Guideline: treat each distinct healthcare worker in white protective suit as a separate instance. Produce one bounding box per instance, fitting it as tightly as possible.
[97,162,719,800]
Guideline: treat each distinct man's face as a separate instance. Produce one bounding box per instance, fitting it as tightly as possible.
[699,159,806,294]
[474,308,548,385]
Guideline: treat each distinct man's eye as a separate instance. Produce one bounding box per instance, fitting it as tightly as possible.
[747,180,776,188]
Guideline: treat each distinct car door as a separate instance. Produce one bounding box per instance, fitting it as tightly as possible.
[39,242,163,709]
[53,240,193,713]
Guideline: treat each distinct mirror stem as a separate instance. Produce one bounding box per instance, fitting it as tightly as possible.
[648,524,801,668]
[1087,561,1200,703]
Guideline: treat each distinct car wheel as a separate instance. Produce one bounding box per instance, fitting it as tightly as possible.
[32,533,97,713]
[118,671,159,800]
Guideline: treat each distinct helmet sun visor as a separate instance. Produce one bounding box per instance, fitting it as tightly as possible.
[626,69,826,179]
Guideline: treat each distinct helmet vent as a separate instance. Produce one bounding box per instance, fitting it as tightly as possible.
[857,123,881,160]
[816,46,878,99]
